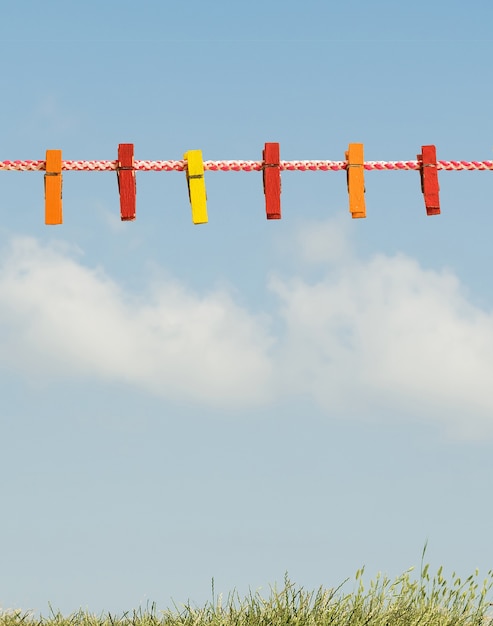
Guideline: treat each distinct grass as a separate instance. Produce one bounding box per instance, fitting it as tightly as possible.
[1,563,492,626]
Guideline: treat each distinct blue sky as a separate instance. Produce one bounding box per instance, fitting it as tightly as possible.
[1,0,493,616]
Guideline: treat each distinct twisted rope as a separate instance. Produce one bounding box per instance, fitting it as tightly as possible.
[1,159,493,172]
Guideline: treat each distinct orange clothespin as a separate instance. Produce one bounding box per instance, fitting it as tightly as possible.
[417,145,440,215]
[345,143,366,219]
[117,143,136,221]
[262,142,281,219]
[183,149,208,224]
[44,149,62,225]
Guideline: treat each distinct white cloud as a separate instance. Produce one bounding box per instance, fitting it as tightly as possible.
[0,237,274,407]
[1,221,493,439]
[270,220,493,439]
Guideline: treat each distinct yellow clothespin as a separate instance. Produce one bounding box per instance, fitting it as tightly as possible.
[183,149,208,224]
[44,149,63,224]
[345,143,366,219]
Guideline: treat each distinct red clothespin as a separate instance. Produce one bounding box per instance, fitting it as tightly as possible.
[117,143,136,221]
[262,142,281,219]
[417,145,440,215]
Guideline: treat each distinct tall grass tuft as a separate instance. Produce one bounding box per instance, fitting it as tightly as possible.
[1,564,492,626]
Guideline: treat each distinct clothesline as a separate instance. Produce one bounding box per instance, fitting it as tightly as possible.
[4,143,488,224]
[1,159,493,171]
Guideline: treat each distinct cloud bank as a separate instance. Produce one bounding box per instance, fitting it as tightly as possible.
[0,237,274,407]
[1,221,492,438]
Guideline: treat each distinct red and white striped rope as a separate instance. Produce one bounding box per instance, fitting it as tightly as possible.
[1,159,493,172]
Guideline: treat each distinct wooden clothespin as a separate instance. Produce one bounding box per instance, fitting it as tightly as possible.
[262,142,281,219]
[417,145,440,215]
[44,149,63,225]
[183,149,208,224]
[345,143,366,219]
[117,143,136,221]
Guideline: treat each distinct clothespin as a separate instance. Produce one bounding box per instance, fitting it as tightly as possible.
[183,149,208,224]
[117,143,136,221]
[262,142,281,219]
[417,145,440,215]
[345,143,366,219]
[44,149,62,224]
